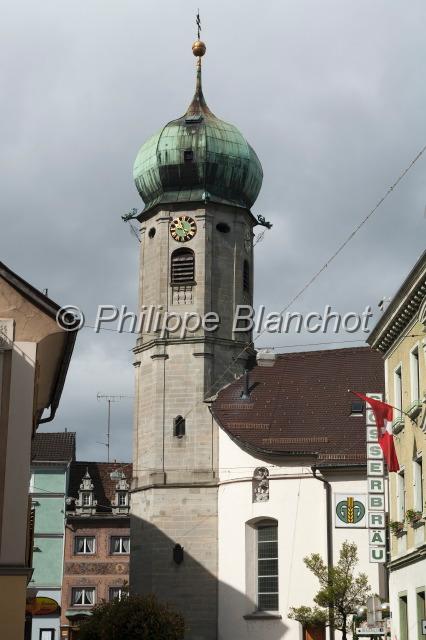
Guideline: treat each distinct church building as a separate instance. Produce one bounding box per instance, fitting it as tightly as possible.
[129,35,387,640]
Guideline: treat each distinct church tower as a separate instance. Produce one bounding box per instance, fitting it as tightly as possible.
[130,34,263,639]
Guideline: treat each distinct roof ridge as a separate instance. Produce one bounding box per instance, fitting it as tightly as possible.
[276,345,371,358]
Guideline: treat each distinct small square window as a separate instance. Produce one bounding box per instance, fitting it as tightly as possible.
[71,587,95,606]
[109,587,126,601]
[350,401,364,415]
[75,536,95,554]
[184,149,194,162]
[110,536,130,554]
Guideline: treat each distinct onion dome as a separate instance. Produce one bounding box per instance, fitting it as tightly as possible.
[133,40,263,213]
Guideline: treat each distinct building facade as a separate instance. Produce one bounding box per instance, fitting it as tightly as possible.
[368,251,426,640]
[130,37,262,639]
[0,262,76,640]
[29,432,76,640]
[61,462,131,639]
[211,347,387,640]
[128,35,391,640]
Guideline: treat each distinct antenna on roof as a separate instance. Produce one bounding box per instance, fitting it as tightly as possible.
[96,394,133,462]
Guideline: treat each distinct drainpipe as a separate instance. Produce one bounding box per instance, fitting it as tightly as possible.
[311,466,335,640]
[241,369,250,400]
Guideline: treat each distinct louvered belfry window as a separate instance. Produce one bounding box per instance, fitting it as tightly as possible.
[171,249,195,285]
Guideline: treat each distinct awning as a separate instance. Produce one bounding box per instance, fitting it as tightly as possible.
[65,609,93,619]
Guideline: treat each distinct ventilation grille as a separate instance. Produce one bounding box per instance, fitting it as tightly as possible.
[171,250,195,284]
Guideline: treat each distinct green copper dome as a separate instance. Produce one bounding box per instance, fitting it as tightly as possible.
[133,57,263,213]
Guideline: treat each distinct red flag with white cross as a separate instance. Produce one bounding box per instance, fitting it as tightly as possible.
[353,392,400,472]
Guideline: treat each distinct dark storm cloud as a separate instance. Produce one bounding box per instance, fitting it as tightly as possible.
[1,0,425,460]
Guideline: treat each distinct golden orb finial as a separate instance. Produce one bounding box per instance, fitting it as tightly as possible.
[192,40,206,57]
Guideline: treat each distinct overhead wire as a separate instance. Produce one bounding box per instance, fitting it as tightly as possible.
[71,143,426,465]
[168,143,426,423]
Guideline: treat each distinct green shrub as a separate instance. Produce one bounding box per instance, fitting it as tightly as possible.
[79,594,185,640]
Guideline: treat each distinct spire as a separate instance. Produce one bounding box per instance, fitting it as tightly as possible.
[186,12,213,118]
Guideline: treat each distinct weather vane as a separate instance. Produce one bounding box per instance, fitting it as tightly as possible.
[196,9,201,40]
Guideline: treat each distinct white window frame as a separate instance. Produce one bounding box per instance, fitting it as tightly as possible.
[74,536,96,555]
[82,492,92,506]
[117,491,128,507]
[397,468,406,522]
[410,345,420,403]
[109,586,126,601]
[71,587,95,606]
[110,536,130,554]
[413,453,424,514]
[394,364,403,416]
[256,520,279,612]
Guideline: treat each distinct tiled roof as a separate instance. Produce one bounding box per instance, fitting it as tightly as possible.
[212,347,384,466]
[68,461,132,511]
[32,432,76,462]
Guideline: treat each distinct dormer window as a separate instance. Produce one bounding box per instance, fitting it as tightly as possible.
[350,401,364,416]
[112,471,130,514]
[82,493,92,506]
[118,492,127,507]
[75,468,97,516]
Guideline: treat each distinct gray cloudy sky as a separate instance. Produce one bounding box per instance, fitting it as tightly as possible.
[2,0,425,462]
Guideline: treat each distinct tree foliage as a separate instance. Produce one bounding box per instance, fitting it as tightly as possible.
[289,605,328,627]
[79,594,185,640]
[289,541,370,640]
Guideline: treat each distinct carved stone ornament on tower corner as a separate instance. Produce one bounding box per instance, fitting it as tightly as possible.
[252,467,269,502]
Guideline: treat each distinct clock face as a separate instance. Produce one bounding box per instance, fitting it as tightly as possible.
[170,215,197,242]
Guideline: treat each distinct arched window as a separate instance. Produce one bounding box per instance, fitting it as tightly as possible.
[171,248,195,285]
[173,415,186,438]
[243,260,250,292]
[245,518,279,612]
[256,519,278,611]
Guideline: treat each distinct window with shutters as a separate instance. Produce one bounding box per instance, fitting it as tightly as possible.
[171,249,195,285]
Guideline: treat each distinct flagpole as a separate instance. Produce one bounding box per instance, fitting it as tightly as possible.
[348,389,413,422]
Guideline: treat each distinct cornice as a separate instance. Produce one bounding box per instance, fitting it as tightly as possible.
[368,252,426,354]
